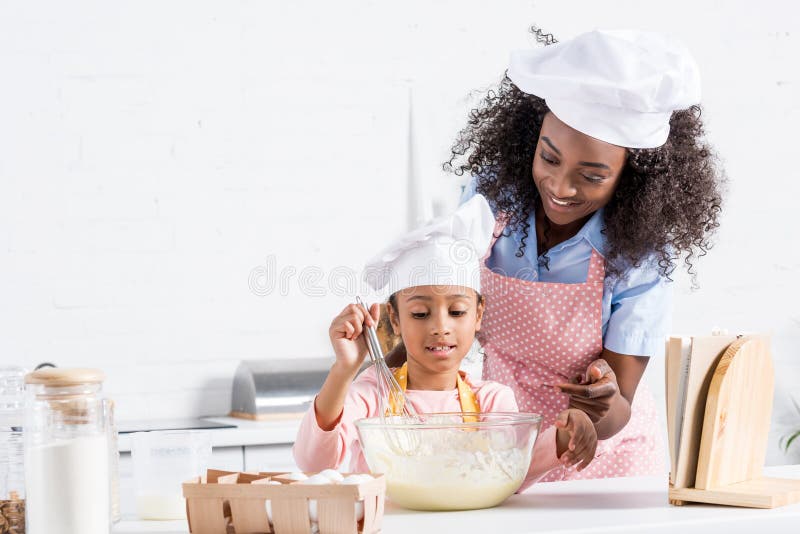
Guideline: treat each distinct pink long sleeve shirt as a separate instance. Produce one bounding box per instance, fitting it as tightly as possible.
[292,367,561,491]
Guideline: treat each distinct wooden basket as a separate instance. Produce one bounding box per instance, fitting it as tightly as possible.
[183,469,385,534]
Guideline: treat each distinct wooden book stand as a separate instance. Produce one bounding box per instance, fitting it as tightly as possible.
[669,336,800,508]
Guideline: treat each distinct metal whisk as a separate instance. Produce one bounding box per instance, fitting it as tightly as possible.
[355,296,418,420]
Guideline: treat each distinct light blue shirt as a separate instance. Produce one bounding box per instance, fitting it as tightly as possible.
[461,179,672,358]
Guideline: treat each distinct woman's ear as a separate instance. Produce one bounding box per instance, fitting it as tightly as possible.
[474,294,485,332]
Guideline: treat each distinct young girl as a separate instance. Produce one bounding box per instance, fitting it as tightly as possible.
[293,194,597,490]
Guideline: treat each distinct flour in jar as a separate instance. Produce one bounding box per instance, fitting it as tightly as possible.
[25,433,110,534]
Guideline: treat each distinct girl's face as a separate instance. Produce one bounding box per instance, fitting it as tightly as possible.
[532,112,628,226]
[388,285,484,377]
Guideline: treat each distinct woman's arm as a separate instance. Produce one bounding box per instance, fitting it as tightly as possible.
[561,257,669,439]
[593,349,648,439]
[557,349,649,440]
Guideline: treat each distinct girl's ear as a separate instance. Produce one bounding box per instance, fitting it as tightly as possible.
[474,294,485,332]
[387,301,400,335]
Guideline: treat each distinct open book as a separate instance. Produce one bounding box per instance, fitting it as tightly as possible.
[665,334,737,488]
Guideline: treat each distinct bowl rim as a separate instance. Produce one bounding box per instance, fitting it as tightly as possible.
[353,411,542,430]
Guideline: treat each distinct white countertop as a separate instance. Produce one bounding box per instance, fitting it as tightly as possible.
[112,465,800,534]
[116,416,302,452]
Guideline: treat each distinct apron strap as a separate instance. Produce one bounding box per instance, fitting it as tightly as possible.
[482,212,510,262]
[390,363,480,422]
[586,249,606,284]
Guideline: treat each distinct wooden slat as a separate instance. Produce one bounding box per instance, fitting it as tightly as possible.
[229,498,271,534]
[207,469,239,483]
[271,498,311,534]
[185,481,362,499]
[318,498,358,534]
[186,498,229,534]
[362,493,384,534]
[218,473,241,484]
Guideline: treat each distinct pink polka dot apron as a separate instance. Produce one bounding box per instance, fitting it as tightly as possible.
[477,217,664,481]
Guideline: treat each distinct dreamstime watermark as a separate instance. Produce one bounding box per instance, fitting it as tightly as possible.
[247,239,543,299]
[248,256,362,298]
[247,256,488,298]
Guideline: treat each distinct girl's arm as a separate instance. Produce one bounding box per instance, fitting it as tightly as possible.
[293,366,379,471]
[315,302,381,429]
[292,302,380,471]
[314,362,363,430]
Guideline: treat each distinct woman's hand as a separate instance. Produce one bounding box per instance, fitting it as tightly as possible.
[329,303,380,373]
[556,351,649,440]
[554,408,598,471]
[556,359,619,423]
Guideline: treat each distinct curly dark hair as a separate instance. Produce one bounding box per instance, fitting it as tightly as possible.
[445,39,724,282]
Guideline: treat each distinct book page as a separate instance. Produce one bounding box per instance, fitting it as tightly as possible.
[666,336,691,486]
[671,335,737,489]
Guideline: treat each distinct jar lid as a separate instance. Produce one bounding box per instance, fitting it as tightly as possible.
[25,368,105,386]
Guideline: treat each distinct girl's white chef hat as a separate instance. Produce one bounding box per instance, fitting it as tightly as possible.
[508,29,701,149]
[364,194,496,297]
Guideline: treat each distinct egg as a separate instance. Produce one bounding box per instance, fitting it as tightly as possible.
[263,480,282,523]
[282,472,309,481]
[299,473,331,522]
[301,473,331,485]
[340,474,372,521]
[318,468,344,483]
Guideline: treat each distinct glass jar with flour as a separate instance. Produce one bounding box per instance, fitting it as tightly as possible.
[24,368,110,534]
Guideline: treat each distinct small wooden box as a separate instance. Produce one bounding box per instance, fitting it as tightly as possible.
[183,469,386,534]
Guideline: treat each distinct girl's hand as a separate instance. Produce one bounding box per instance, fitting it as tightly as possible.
[329,302,380,373]
[554,408,598,471]
[555,359,619,422]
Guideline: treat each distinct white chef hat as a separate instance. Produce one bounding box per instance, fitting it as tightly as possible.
[508,29,702,149]
[364,194,496,297]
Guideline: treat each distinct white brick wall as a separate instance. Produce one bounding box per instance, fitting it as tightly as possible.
[1,1,798,463]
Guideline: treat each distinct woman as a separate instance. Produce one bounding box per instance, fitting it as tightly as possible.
[392,29,723,481]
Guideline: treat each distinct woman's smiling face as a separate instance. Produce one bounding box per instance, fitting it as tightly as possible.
[388,285,483,377]
[532,112,628,226]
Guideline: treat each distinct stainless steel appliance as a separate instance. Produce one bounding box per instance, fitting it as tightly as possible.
[230,358,332,420]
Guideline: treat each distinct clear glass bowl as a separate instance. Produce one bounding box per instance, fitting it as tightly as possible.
[131,430,211,520]
[355,412,541,511]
